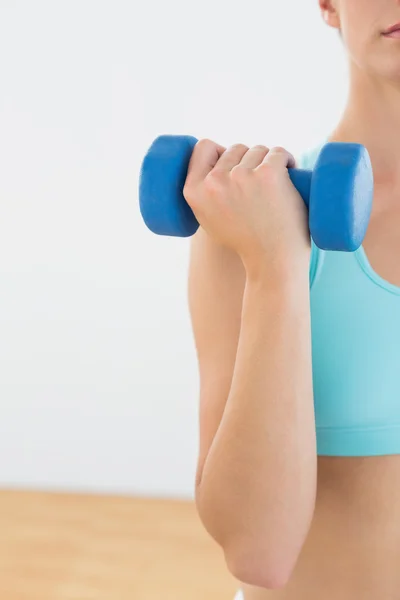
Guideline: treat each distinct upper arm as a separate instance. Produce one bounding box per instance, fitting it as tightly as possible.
[188,227,247,489]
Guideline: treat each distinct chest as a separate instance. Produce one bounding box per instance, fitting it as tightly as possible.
[309,205,400,455]
[362,191,400,287]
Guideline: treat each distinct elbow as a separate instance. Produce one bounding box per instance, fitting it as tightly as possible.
[224,541,299,591]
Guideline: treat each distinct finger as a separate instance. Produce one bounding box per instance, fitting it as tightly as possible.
[238,145,270,169]
[259,146,296,170]
[185,139,226,187]
[213,143,249,171]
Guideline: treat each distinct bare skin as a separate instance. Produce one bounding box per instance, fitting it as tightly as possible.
[187,1,400,597]
[239,175,400,600]
[237,192,400,600]
[240,1,400,598]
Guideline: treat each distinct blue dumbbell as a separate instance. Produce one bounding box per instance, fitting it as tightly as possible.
[139,134,374,251]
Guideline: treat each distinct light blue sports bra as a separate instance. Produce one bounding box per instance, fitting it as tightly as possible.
[299,142,400,457]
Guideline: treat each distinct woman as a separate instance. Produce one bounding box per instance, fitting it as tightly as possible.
[185,1,400,599]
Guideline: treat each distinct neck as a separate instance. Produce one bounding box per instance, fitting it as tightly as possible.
[329,65,400,186]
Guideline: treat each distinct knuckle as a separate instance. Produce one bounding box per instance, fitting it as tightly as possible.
[204,171,225,191]
[196,137,215,148]
[258,160,274,172]
[230,164,251,180]
[271,145,287,154]
[256,161,278,179]
[182,180,192,194]
[194,138,220,156]
[207,167,226,183]
[183,174,197,194]
[229,143,249,152]
[252,144,269,151]
[183,182,196,203]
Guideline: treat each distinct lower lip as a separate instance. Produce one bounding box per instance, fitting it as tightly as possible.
[383,30,400,38]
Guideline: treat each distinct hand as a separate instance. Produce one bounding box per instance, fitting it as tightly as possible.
[182,139,311,278]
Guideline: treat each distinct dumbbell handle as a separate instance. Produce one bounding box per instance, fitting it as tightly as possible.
[288,169,312,209]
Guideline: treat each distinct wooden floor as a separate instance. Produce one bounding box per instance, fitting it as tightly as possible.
[0,490,238,600]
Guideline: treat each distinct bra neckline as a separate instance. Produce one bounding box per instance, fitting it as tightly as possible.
[355,245,400,297]
[302,140,400,297]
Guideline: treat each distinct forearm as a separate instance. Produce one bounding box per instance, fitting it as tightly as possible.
[196,268,317,583]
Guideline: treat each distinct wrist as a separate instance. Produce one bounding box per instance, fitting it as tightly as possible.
[243,253,311,291]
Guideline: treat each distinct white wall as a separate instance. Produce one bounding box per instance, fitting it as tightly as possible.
[0,1,347,499]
